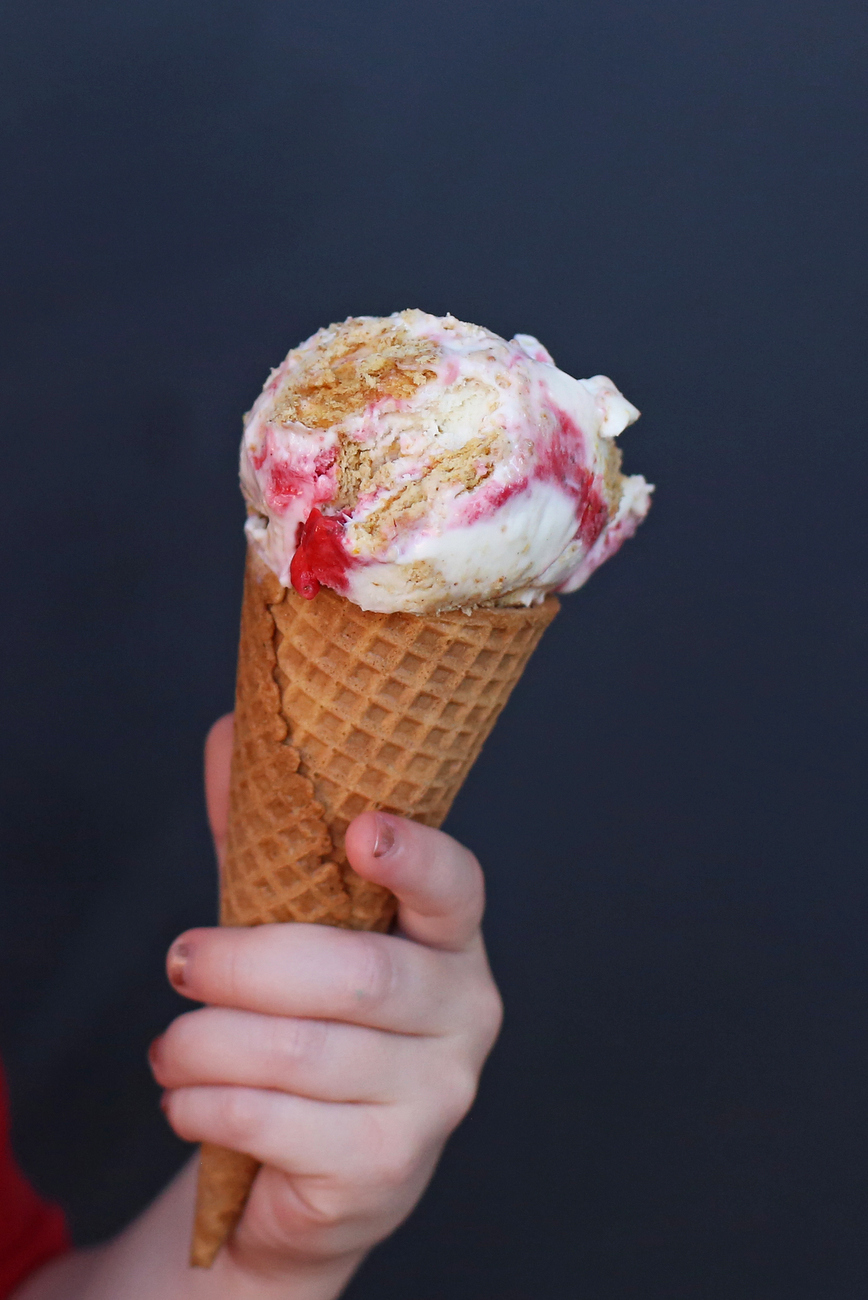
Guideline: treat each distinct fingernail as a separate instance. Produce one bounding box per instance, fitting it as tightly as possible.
[167,941,191,990]
[372,813,396,858]
[147,1036,162,1071]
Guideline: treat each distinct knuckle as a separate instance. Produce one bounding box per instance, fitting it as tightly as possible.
[272,1016,327,1072]
[464,973,503,1049]
[374,1143,419,1193]
[478,980,504,1043]
[438,1062,479,1129]
[362,1114,420,1191]
[285,1183,348,1232]
[465,849,484,888]
[462,851,486,915]
[344,935,396,1009]
[220,940,250,1006]
[217,1087,261,1145]
[164,1084,263,1149]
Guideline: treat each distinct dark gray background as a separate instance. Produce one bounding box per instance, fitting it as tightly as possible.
[1,1,867,1296]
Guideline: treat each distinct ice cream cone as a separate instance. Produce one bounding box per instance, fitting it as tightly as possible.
[190,549,558,1266]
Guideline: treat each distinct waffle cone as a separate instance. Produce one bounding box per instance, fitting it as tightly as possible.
[191,549,558,1266]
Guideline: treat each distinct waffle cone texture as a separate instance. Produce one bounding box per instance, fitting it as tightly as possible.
[191,549,558,1267]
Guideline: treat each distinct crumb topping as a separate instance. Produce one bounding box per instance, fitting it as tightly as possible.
[601,439,625,515]
[273,315,440,431]
[352,434,508,540]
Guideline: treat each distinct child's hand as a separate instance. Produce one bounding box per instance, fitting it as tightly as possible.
[149,715,503,1290]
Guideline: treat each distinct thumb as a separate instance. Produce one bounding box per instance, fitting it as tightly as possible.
[344,812,485,951]
[204,712,234,866]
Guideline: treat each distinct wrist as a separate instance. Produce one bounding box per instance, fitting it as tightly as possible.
[215,1241,367,1300]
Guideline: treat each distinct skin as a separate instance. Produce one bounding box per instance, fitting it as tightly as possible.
[15,715,503,1300]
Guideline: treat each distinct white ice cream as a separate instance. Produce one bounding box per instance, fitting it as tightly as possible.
[240,310,652,613]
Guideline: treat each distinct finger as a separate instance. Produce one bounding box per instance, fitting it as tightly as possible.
[150,1007,426,1104]
[232,1159,437,1272]
[164,1086,437,1188]
[166,923,467,1034]
[204,712,234,864]
[344,813,485,951]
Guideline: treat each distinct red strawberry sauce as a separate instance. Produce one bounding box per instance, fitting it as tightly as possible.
[290,508,357,599]
[538,405,609,547]
[459,403,608,547]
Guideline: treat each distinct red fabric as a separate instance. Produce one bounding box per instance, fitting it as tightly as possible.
[0,1065,70,1297]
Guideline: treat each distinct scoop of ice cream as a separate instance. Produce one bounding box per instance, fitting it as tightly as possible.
[240,310,652,614]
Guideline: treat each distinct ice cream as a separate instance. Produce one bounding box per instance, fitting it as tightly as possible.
[240,310,651,614]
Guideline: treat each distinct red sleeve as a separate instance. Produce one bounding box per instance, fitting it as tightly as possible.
[0,1063,70,1298]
